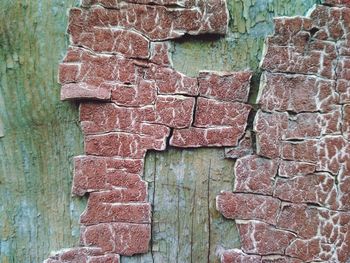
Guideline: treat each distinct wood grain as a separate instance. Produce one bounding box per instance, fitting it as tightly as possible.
[0,0,318,262]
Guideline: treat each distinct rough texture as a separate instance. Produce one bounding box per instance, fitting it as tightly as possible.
[47,0,350,262]
[0,0,324,262]
[137,148,241,263]
[217,0,350,262]
[0,1,87,263]
[46,0,255,261]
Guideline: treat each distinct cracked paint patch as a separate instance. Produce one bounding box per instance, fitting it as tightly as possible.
[217,0,350,262]
[45,0,350,262]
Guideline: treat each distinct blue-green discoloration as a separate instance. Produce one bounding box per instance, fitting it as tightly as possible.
[0,1,84,262]
[172,0,320,76]
[0,0,319,262]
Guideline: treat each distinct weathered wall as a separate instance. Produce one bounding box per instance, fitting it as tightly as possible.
[0,1,319,263]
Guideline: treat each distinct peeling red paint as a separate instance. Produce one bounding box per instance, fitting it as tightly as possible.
[46,0,350,262]
[218,1,350,262]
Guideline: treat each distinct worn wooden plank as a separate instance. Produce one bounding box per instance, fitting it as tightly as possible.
[0,1,85,262]
[122,148,239,263]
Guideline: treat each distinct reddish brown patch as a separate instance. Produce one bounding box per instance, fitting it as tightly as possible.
[47,0,350,262]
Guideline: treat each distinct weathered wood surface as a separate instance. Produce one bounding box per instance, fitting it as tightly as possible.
[173,0,321,77]
[0,1,85,263]
[122,148,239,263]
[122,1,319,262]
[0,0,318,262]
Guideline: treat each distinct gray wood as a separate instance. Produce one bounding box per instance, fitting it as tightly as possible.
[122,148,239,263]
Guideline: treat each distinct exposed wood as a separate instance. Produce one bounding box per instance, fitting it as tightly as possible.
[122,148,239,263]
[0,0,319,262]
[0,1,85,262]
[172,0,321,77]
